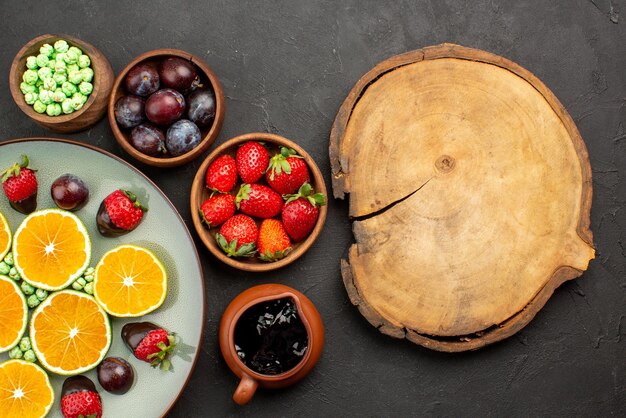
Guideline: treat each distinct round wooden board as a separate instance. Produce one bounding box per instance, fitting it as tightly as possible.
[329,44,595,352]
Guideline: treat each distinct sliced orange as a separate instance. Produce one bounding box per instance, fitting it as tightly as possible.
[94,244,168,317]
[30,290,111,375]
[0,359,54,418]
[0,275,28,353]
[0,211,10,261]
[13,209,91,291]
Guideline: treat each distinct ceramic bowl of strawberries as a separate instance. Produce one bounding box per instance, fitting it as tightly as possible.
[190,132,328,272]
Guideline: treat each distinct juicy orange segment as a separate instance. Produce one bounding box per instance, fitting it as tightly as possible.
[0,211,10,261]
[0,360,54,418]
[30,290,111,375]
[13,209,91,291]
[94,244,168,317]
[0,275,28,353]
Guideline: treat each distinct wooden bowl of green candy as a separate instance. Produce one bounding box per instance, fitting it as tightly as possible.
[9,34,114,133]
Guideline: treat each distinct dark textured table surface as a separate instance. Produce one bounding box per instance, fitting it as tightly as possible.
[1,1,625,416]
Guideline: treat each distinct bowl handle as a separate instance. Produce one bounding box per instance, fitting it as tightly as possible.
[233,373,258,405]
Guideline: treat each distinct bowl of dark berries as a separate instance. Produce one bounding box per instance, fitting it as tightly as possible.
[108,49,225,167]
[9,34,114,133]
[190,132,328,272]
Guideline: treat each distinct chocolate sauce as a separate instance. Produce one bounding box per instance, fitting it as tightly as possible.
[121,321,160,351]
[96,202,128,237]
[234,298,308,375]
[61,375,97,397]
[10,194,37,214]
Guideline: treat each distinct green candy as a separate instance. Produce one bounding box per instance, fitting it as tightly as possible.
[78,54,91,69]
[46,103,62,116]
[20,82,37,95]
[71,94,85,111]
[84,267,95,282]
[26,56,38,70]
[39,43,54,57]
[43,77,57,91]
[4,252,14,266]
[68,46,82,57]
[53,72,67,85]
[55,52,66,63]
[54,39,69,53]
[47,59,56,70]
[27,294,41,308]
[20,281,35,295]
[61,81,77,96]
[22,69,38,85]
[37,66,52,80]
[33,100,46,113]
[24,92,38,105]
[80,67,94,83]
[54,60,67,74]
[61,98,74,114]
[84,282,94,295]
[72,277,87,291]
[38,89,53,105]
[35,54,49,68]
[19,337,31,352]
[8,346,23,359]
[68,69,83,84]
[8,267,20,281]
[78,81,93,96]
[52,89,66,103]
[67,63,79,74]
[35,288,48,301]
[23,350,37,363]
[64,50,79,64]
[0,261,9,275]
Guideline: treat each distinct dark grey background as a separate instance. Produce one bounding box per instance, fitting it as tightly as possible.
[1,0,624,416]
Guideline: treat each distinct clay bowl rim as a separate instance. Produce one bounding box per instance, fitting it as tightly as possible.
[190,132,328,272]
[9,33,109,125]
[108,48,225,168]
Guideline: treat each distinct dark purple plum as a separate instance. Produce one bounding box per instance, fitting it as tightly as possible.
[97,357,134,394]
[186,89,216,128]
[130,124,166,156]
[114,96,145,129]
[51,174,89,211]
[145,89,185,125]
[125,63,160,96]
[166,119,201,156]
[158,57,200,92]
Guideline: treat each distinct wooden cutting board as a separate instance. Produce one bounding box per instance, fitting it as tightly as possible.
[329,44,595,352]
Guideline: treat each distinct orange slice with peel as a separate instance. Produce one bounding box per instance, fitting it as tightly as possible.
[0,211,10,261]
[94,244,168,317]
[0,275,28,353]
[0,359,54,418]
[13,209,91,291]
[30,290,111,375]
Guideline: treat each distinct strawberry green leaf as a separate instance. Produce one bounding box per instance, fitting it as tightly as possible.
[235,184,251,208]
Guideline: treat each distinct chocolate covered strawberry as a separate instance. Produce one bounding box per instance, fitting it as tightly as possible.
[97,189,147,237]
[60,375,103,418]
[236,183,283,219]
[266,147,310,194]
[282,183,326,242]
[257,218,292,262]
[236,141,269,183]
[216,214,258,257]
[122,322,176,370]
[205,154,238,193]
[200,193,236,227]
[1,154,38,214]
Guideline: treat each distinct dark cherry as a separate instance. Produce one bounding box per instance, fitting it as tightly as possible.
[125,63,160,97]
[130,124,166,156]
[51,174,89,211]
[186,89,216,128]
[61,375,98,397]
[165,119,201,156]
[9,195,37,215]
[121,322,160,352]
[158,57,200,92]
[97,357,134,394]
[145,89,185,125]
[114,95,145,129]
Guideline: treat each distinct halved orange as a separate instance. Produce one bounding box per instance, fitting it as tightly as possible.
[13,209,91,291]
[0,359,54,418]
[94,244,168,317]
[30,290,111,375]
[0,275,28,353]
[0,211,10,261]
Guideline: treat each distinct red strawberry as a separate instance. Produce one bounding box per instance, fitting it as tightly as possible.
[205,154,238,193]
[282,183,326,242]
[200,193,236,227]
[236,141,269,183]
[236,183,283,219]
[122,322,176,371]
[257,219,292,262]
[60,375,103,418]
[216,214,258,257]
[1,154,38,214]
[266,147,310,194]
[96,189,147,237]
